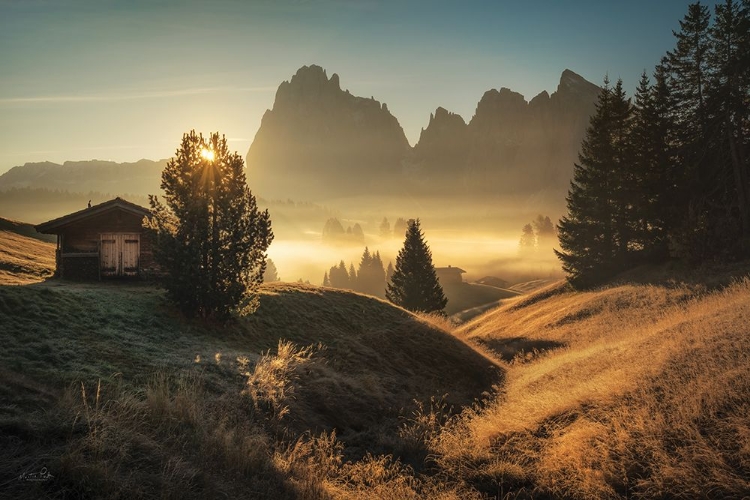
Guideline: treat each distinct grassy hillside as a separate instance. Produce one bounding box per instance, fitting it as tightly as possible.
[434,268,750,498]
[2,224,748,498]
[0,281,499,499]
[0,216,56,242]
[443,281,520,316]
[0,228,55,284]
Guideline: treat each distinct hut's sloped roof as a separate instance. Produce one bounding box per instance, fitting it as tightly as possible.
[435,266,466,274]
[35,197,151,234]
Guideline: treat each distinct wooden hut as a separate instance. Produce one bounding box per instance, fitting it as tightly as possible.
[35,198,156,280]
[435,265,466,285]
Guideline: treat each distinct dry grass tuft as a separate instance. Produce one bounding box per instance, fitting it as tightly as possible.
[243,340,318,422]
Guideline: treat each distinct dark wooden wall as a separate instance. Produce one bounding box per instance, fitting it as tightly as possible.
[57,208,155,279]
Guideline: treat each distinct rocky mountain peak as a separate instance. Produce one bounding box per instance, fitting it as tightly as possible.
[411,68,600,195]
[290,64,333,88]
[474,88,527,117]
[273,64,345,110]
[530,90,550,107]
[427,107,466,129]
[246,64,410,200]
[557,69,600,98]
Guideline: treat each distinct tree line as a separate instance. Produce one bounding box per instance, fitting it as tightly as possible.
[322,216,411,246]
[323,248,390,298]
[557,1,750,287]
[323,220,448,314]
[519,215,556,254]
[322,217,365,245]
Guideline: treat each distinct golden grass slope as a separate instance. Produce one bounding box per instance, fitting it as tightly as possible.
[0,229,55,284]
[435,273,750,498]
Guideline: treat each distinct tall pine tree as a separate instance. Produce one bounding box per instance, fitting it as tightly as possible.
[707,0,750,247]
[628,71,674,259]
[664,3,721,261]
[386,219,447,313]
[145,131,273,318]
[556,77,632,287]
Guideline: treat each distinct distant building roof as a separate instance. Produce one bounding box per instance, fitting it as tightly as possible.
[435,265,466,274]
[36,197,150,234]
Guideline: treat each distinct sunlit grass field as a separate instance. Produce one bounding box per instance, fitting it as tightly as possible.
[0,228,55,284]
[1,228,748,498]
[440,269,750,498]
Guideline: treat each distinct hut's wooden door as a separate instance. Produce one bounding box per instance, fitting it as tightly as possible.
[100,234,119,276]
[122,234,140,276]
[100,233,140,277]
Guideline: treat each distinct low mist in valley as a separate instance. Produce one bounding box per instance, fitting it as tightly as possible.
[0,173,566,287]
[265,193,564,286]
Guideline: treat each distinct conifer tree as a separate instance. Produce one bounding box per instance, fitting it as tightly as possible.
[354,247,371,293]
[322,218,345,244]
[629,70,675,259]
[707,0,750,244]
[663,3,716,261]
[322,271,330,287]
[519,223,536,252]
[263,258,280,282]
[145,131,273,318]
[609,78,635,263]
[532,215,557,254]
[386,261,395,283]
[356,247,386,297]
[556,77,632,287]
[348,263,357,287]
[666,3,712,138]
[386,219,447,313]
[379,217,391,238]
[328,260,349,288]
[663,1,750,260]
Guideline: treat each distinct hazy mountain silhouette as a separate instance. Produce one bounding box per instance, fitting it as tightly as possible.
[1,66,599,204]
[0,159,166,196]
[246,64,410,200]
[410,107,470,181]
[408,69,600,195]
[247,65,600,201]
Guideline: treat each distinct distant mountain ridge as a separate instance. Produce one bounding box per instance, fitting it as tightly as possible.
[1,66,601,204]
[247,65,601,200]
[408,69,600,195]
[0,159,166,197]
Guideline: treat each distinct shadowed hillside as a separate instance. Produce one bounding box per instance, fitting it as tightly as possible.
[0,280,499,498]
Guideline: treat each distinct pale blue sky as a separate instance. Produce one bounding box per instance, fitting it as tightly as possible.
[0,0,722,173]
